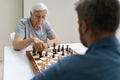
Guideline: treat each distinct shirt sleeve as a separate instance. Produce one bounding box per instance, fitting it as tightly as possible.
[45,21,56,40]
[15,19,26,39]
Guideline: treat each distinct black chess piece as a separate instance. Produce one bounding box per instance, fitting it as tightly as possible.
[54,49,57,54]
[32,49,35,53]
[53,43,56,52]
[53,43,56,47]
[62,50,64,56]
[52,54,55,58]
[68,48,73,55]
[57,45,60,52]
[45,51,48,56]
[38,51,43,58]
[32,48,36,56]
[61,45,64,52]
[70,49,74,55]
[66,45,69,51]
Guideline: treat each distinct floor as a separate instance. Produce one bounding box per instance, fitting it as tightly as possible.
[0,60,3,80]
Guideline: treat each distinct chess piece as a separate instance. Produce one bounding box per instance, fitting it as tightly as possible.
[53,43,56,52]
[62,50,64,56]
[32,42,45,54]
[61,45,64,52]
[26,46,77,74]
[45,51,48,56]
[66,45,69,51]
[54,49,57,54]
[57,45,60,52]
[52,53,55,58]
[32,47,37,56]
[38,51,43,58]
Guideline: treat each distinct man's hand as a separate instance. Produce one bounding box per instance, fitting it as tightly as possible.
[32,42,45,52]
[31,37,43,43]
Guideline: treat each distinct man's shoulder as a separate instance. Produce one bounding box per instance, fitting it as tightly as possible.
[19,17,30,24]
[58,54,86,63]
[43,20,50,26]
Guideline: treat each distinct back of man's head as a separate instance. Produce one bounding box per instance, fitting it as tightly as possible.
[76,0,120,34]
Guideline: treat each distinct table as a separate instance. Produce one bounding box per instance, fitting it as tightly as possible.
[4,43,87,80]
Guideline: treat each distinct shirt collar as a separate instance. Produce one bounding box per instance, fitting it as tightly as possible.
[85,36,120,54]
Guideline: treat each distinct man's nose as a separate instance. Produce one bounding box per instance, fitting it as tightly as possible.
[38,17,43,22]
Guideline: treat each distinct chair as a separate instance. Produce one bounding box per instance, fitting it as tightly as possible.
[10,32,15,42]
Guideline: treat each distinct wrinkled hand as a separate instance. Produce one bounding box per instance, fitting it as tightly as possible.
[32,42,45,52]
[31,37,43,43]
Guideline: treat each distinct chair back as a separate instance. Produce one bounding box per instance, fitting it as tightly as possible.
[10,32,15,41]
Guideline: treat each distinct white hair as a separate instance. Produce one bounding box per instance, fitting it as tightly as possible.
[31,3,48,13]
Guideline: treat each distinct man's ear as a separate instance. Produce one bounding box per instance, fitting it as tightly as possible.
[81,20,88,34]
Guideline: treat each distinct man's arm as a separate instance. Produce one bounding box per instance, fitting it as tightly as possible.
[13,36,33,50]
[13,36,45,51]
[13,35,59,51]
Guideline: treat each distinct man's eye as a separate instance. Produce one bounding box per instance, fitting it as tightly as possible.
[42,16,45,19]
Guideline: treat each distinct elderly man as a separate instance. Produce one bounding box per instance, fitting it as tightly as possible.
[13,3,59,51]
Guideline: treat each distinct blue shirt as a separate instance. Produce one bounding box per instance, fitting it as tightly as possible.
[32,37,120,80]
[15,17,56,42]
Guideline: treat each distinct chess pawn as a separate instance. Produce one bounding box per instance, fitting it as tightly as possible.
[58,55,62,59]
[32,46,36,54]
[42,51,46,57]
[38,51,43,58]
[50,59,56,65]
[41,57,47,64]
[57,52,62,59]
[55,54,59,59]
[37,60,43,66]
[45,51,48,56]
[32,50,38,56]
[53,49,57,55]
[47,55,51,62]
[66,45,69,51]
[46,62,51,68]
[37,60,43,72]
[52,54,55,58]
[62,50,64,56]
[41,62,46,71]
[32,48,37,56]
[53,54,59,61]
[54,57,58,61]
[57,51,62,55]
[48,52,53,59]
[68,48,73,55]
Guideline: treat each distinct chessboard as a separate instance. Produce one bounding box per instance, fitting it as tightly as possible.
[26,44,76,74]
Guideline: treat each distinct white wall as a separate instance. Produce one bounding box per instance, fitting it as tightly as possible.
[0,0,22,60]
[24,0,80,44]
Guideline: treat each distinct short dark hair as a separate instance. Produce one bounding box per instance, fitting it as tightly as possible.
[76,0,120,33]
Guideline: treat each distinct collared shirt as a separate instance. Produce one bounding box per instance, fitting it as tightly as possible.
[32,37,120,80]
[15,17,56,42]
